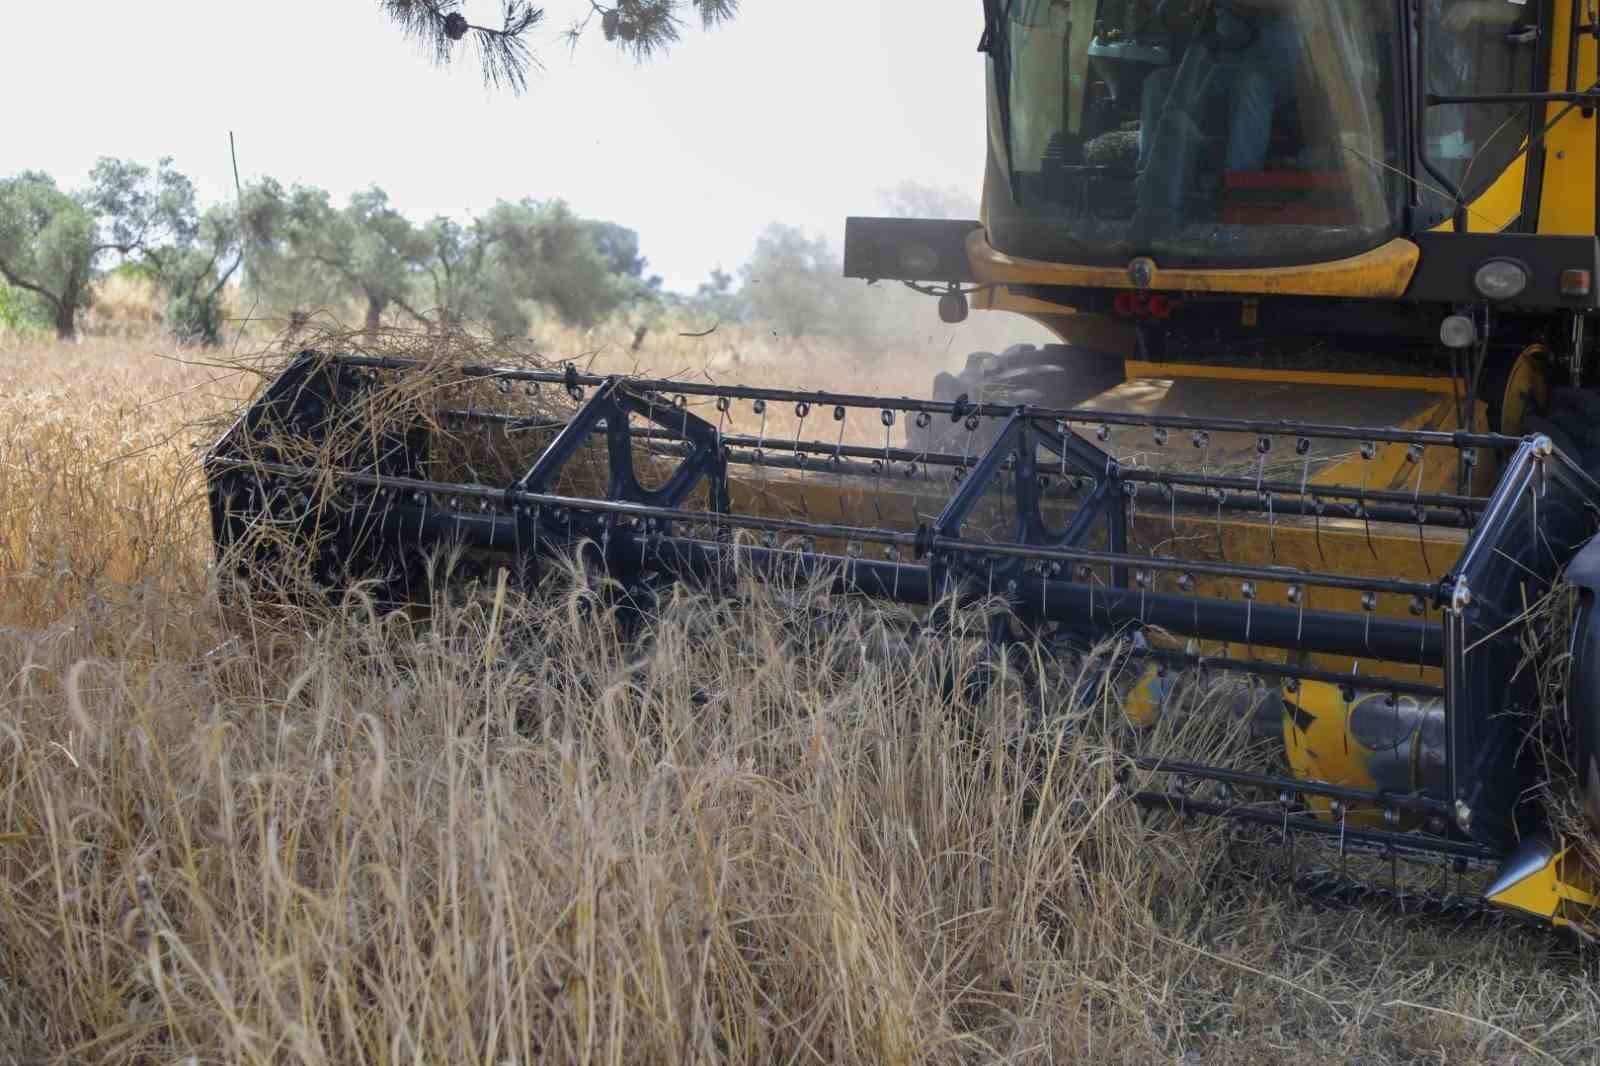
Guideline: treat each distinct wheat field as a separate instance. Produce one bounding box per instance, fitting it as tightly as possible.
[3,308,1600,1065]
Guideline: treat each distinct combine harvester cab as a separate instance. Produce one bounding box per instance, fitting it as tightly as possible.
[206,348,1600,926]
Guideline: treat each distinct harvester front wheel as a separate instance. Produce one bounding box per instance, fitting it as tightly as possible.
[907,343,1127,456]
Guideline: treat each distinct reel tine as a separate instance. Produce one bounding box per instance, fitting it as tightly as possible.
[1280,790,1297,884]
[794,401,811,520]
[1360,439,1378,561]
[1409,443,1433,574]
[1214,489,1227,563]
[1266,491,1277,562]
[1336,800,1348,883]
[833,405,849,524]
[1361,588,1377,655]
[873,408,893,528]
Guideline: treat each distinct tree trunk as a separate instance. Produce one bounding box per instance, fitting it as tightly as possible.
[365,300,383,334]
[45,274,80,340]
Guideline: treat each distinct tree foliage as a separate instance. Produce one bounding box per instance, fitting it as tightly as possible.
[0,158,198,339]
[737,223,872,342]
[94,159,245,345]
[0,173,97,339]
[405,199,639,338]
[233,181,652,338]
[157,203,245,346]
[244,183,430,332]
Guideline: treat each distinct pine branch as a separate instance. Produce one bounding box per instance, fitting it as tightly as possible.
[378,0,545,93]
[383,0,736,86]
[589,0,736,59]
[694,0,738,29]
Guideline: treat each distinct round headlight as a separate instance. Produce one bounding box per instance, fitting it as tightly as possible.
[1473,259,1529,300]
[899,243,940,277]
[1439,313,1477,349]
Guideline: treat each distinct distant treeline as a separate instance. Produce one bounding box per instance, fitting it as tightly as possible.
[0,159,978,349]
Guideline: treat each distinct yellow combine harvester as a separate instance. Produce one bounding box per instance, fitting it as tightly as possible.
[209,0,1600,925]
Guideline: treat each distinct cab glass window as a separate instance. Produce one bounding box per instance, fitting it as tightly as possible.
[987,0,1404,268]
[1423,0,1540,224]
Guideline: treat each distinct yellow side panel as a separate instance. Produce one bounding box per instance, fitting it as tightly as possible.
[967,229,1422,299]
[1540,2,1599,234]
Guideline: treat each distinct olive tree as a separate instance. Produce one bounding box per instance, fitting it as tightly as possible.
[0,159,191,340]
[245,183,429,333]
[409,199,636,338]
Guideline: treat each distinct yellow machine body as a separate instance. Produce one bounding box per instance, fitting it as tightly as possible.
[835,0,1600,922]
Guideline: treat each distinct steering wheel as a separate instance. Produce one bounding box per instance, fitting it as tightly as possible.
[1154,0,1259,51]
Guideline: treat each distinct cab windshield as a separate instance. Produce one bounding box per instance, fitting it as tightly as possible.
[989,0,1403,267]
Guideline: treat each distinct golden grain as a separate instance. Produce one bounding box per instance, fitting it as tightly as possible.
[1,310,1597,1065]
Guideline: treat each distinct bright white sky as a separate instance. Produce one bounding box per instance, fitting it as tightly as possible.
[3,1,990,294]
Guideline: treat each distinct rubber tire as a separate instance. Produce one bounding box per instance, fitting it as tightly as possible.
[1521,413,1581,463]
[1546,388,1600,456]
[906,343,1127,456]
[1535,388,1600,484]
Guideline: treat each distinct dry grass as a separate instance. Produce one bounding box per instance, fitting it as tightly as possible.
[4,316,1600,1065]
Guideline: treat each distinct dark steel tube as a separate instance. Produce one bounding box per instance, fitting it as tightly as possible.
[1130,793,1498,861]
[1120,467,1485,512]
[1133,757,1451,815]
[933,535,1441,598]
[640,534,1441,664]
[1020,575,1442,665]
[435,407,1491,516]
[334,355,1521,450]
[1136,646,1443,698]
[328,500,1446,664]
[214,457,1446,600]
